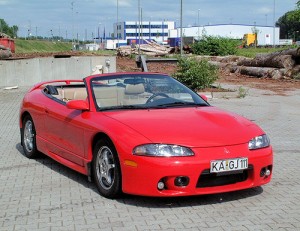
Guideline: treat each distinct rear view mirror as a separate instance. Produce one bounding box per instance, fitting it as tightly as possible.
[66,100,89,111]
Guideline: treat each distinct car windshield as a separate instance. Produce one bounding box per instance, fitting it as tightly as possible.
[90,74,209,111]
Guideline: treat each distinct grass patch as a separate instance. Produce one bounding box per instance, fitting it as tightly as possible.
[237,86,249,98]
[14,39,116,56]
[236,46,294,58]
[15,39,72,53]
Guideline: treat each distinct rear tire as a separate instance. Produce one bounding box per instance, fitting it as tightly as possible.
[21,115,39,159]
[92,139,122,198]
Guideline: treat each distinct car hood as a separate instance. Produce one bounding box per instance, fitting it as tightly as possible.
[103,107,264,147]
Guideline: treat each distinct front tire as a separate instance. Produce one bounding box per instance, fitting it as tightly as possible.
[92,139,121,198]
[21,115,39,158]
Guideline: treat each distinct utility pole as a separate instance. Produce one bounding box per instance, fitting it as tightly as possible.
[198,9,200,40]
[71,1,75,46]
[180,0,183,56]
[138,0,141,55]
[117,0,119,49]
[273,0,276,48]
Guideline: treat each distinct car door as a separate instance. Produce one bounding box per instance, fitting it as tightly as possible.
[44,98,88,166]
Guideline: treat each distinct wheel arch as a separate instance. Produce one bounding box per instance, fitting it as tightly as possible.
[88,132,121,180]
[92,132,114,151]
[20,111,31,128]
[20,111,32,146]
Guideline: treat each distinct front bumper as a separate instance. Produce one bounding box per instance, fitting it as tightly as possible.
[121,144,273,197]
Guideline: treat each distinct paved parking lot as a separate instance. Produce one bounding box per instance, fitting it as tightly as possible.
[0,85,300,231]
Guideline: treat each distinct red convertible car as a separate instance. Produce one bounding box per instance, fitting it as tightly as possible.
[19,73,273,198]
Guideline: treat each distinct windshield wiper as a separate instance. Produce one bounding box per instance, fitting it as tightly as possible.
[100,105,148,111]
[155,101,207,108]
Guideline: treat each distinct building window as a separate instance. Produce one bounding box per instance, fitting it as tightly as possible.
[126,32,168,38]
[126,25,136,29]
[125,23,169,30]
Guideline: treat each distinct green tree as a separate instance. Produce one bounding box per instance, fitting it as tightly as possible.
[173,57,218,90]
[276,2,300,40]
[0,19,18,38]
[191,35,239,56]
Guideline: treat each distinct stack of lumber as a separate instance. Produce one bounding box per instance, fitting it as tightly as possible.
[196,48,300,79]
[0,33,12,59]
[117,40,172,57]
[0,45,12,59]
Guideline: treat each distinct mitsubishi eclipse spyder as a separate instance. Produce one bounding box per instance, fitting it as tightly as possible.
[19,72,273,198]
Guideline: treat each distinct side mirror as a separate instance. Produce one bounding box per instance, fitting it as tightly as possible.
[66,100,89,111]
[200,94,208,102]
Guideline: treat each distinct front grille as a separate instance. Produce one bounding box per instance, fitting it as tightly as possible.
[196,165,253,188]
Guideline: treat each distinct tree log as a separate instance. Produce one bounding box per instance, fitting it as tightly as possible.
[196,50,300,79]
[237,66,283,79]
[256,47,300,58]
[237,54,295,69]
[0,50,12,59]
[208,60,286,79]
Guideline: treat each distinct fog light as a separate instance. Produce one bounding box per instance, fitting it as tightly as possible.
[174,176,189,187]
[260,168,266,177]
[157,181,165,190]
[260,167,271,177]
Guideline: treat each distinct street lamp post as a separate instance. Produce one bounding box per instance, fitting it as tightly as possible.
[180,0,183,56]
[117,0,119,49]
[76,11,79,44]
[98,23,101,43]
[198,9,200,40]
[71,1,75,45]
[273,0,276,47]
[138,0,141,55]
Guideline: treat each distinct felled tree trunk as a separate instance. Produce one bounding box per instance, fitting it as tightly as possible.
[256,47,300,58]
[0,50,12,59]
[237,66,283,79]
[237,54,295,69]
[197,48,300,79]
[208,61,285,79]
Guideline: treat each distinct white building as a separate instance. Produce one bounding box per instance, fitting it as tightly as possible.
[170,24,281,46]
[114,21,175,44]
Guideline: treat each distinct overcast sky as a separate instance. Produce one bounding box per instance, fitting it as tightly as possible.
[0,0,298,40]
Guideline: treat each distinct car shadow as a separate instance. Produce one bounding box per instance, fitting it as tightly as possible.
[122,187,263,208]
[116,187,263,208]
[16,143,263,208]
[15,143,99,194]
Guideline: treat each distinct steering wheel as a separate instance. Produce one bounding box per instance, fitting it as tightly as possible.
[146,93,170,103]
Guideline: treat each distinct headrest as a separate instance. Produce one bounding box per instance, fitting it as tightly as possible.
[125,83,145,95]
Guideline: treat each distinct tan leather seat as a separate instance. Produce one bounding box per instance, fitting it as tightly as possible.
[73,89,88,100]
[94,86,125,107]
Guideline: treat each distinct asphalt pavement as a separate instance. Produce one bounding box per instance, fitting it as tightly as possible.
[0,84,299,231]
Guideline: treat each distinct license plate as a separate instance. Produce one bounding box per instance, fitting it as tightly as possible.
[210,158,248,173]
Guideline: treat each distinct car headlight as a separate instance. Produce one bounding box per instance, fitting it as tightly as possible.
[248,134,270,150]
[133,144,194,157]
